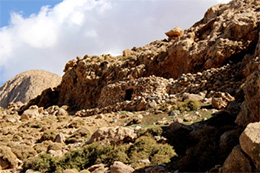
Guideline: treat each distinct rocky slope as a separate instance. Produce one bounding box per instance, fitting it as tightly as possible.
[20,0,259,113]
[0,70,61,108]
[0,0,260,172]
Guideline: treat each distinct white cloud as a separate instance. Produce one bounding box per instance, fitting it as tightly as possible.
[217,0,231,3]
[0,0,225,84]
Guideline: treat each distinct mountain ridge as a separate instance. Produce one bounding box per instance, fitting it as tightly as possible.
[0,69,61,108]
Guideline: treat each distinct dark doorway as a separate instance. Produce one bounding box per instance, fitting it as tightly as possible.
[125,89,133,101]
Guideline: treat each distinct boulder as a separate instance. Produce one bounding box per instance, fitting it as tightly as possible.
[235,70,260,126]
[0,146,18,170]
[8,143,37,161]
[87,164,107,173]
[21,105,40,120]
[123,49,131,57]
[166,122,192,155]
[56,108,68,116]
[144,165,166,173]
[25,169,41,173]
[54,133,65,143]
[110,161,134,173]
[211,92,234,109]
[221,145,252,172]
[239,122,260,170]
[63,169,79,173]
[87,126,136,145]
[165,26,183,40]
[182,93,205,101]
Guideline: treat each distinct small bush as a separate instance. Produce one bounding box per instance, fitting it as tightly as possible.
[129,136,176,168]
[178,99,200,112]
[24,154,57,172]
[119,111,127,114]
[40,130,57,142]
[99,144,130,165]
[48,143,64,151]
[34,141,53,153]
[137,126,163,137]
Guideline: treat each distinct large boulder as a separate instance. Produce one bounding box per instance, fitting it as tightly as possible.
[211,92,235,109]
[87,126,136,145]
[0,146,19,170]
[87,164,107,173]
[21,105,40,120]
[221,145,252,172]
[239,122,260,170]
[165,26,183,40]
[235,70,260,126]
[110,161,134,173]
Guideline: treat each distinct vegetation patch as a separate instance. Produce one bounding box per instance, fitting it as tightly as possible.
[137,126,163,137]
[40,130,57,142]
[24,136,176,172]
[177,99,201,112]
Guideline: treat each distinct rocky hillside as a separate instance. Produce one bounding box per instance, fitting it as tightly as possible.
[20,0,259,113]
[0,70,61,108]
[0,0,259,172]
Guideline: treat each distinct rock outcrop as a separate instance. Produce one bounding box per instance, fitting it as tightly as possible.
[163,0,260,78]
[221,145,252,172]
[235,70,260,126]
[239,122,260,169]
[0,70,61,108]
[87,126,136,145]
[1,0,259,172]
[19,0,259,115]
[221,122,260,172]
[0,146,19,170]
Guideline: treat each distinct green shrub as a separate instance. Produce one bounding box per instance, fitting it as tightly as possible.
[178,99,200,112]
[119,111,127,114]
[99,144,130,165]
[24,154,57,172]
[57,143,104,170]
[151,144,176,164]
[137,126,163,137]
[25,137,176,172]
[129,136,176,168]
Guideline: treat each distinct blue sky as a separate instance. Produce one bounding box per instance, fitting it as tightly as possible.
[0,0,63,27]
[0,0,231,86]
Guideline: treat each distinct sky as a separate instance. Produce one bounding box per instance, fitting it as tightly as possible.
[0,0,231,86]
